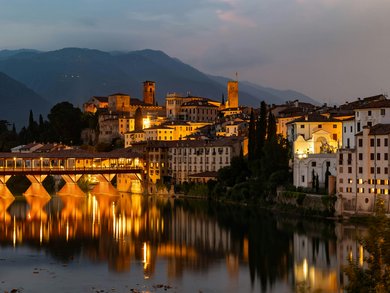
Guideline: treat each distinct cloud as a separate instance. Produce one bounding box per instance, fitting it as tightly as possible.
[216,9,257,28]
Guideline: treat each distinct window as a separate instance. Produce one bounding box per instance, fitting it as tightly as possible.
[385,138,388,147]
[344,126,346,133]
[377,139,381,147]
[301,175,305,183]
[350,126,353,132]
[367,122,372,127]
[326,161,331,167]
[311,161,316,167]
[357,122,361,132]
[339,166,343,173]
[300,124,305,129]
[333,134,338,141]
[377,167,381,174]
[385,167,388,174]
[333,124,337,128]
[318,124,322,128]
[385,153,388,160]
[377,153,381,160]
[359,139,363,147]
[359,167,363,174]
[348,167,352,173]
[381,109,386,116]
[370,153,375,160]
[368,110,372,116]
[359,153,363,160]
[371,167,375,174]
[370,139,375,147]
[339,178,344,183]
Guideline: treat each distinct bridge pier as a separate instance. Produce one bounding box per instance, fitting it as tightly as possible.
[24,175,51,198]
[57,174,85,197]
[91,174,119,196]
[0,175,13,199]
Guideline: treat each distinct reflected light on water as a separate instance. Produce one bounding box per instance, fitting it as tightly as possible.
[0,191,361,292]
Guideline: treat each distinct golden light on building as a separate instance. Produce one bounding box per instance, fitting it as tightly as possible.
[143,117,151,129]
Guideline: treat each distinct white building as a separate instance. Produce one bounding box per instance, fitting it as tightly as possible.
[338,124,390,213]
[293,153,337,189]
[169,137,245,183]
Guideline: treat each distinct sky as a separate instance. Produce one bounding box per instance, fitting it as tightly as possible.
[1,0,390,104]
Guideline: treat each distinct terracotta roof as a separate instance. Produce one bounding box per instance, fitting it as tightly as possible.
[93,96,108,102]
[143,125,173,130]
[109,93,129,96]
[144,136,244,148]
[356,124,390,136]
[287,113,341,124]
[354,99,390,110]
[181,100,218,107]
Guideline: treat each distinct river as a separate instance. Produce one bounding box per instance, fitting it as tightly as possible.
[0,193,363,292]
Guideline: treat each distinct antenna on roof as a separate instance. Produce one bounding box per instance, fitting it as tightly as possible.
[235,72,238,81]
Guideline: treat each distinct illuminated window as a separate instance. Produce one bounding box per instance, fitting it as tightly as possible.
[358,178,363,184]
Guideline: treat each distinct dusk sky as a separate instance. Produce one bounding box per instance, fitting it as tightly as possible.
[1,0,389,104]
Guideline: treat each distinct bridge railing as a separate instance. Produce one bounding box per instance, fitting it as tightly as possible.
[0,165,143,175]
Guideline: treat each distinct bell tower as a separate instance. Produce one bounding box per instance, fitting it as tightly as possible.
[227,81,238,108]
[143,81,155,105]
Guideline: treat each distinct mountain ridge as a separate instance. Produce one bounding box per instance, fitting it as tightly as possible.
[0,72,51,128]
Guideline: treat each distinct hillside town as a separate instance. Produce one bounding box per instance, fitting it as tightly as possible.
[6,79,390,216]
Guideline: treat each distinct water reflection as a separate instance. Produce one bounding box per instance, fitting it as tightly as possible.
[0,191,368,292]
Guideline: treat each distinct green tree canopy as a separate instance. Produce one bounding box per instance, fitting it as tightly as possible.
[47,102,83,145]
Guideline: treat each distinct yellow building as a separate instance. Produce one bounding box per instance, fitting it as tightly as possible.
[119,117,135,135]
[287,113,343,155]
[144,126,174,141]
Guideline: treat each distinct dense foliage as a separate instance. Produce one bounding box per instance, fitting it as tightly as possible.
[209,101,291,202]
[344,199,390,292]
[0,101,96,151]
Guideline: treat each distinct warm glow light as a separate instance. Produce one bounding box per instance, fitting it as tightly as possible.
[66,221,69,242]
[143,117,151,129]
[40,221,43,245]
[359,245,364,267]
[13,216,16,247]
[303,258,308,280]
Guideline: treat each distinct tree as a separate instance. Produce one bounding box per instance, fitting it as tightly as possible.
[248,108,256,161]
[47,102,83,145]
[344,199,390,292]
[267,112,276,142]
[312,169,316,190]
[324,165,331,191]
[255,101,267,160]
